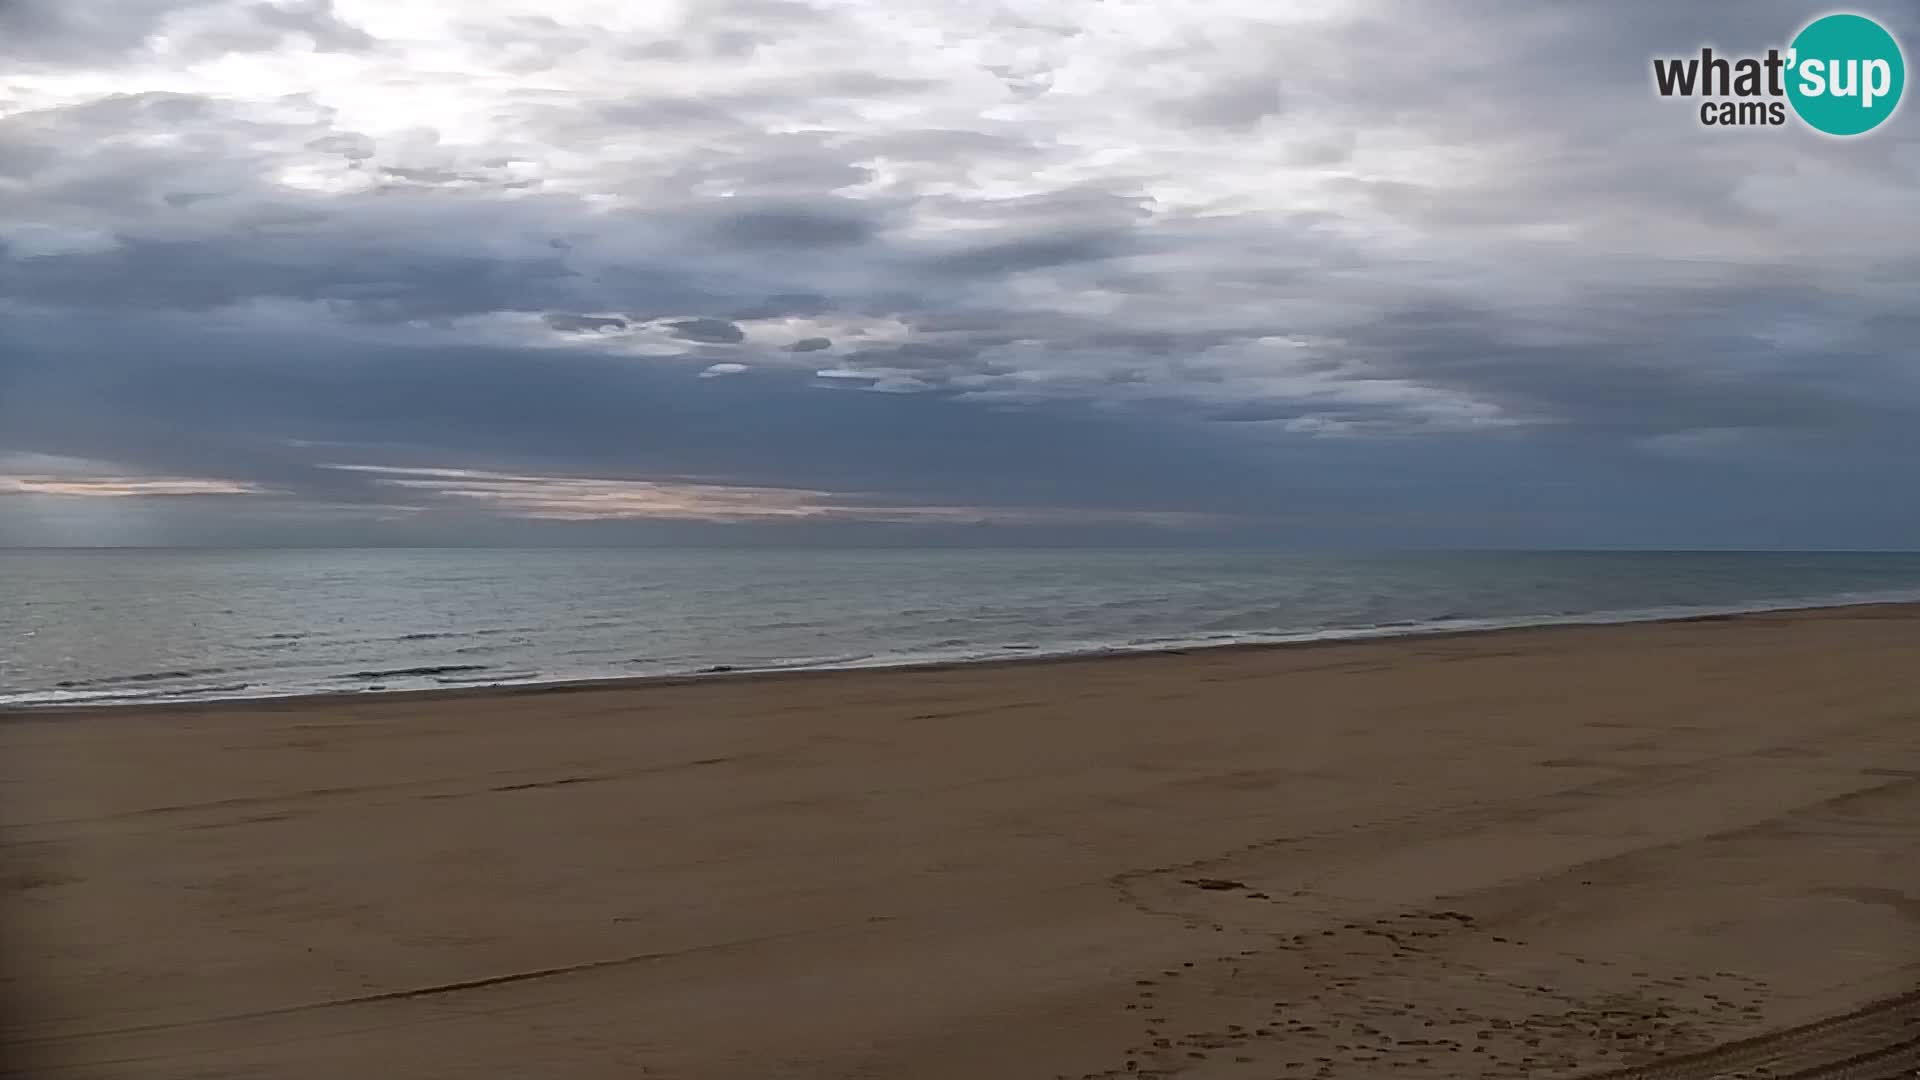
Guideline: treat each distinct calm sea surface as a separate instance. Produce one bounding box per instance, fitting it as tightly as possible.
[5,548,1920,708]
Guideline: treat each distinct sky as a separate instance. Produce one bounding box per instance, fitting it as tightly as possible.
[0,0,1916,548]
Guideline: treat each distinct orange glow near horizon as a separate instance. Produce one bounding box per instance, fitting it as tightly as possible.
[328,465,1214,527]
[0,475,266,497]
[0,463,1212,530]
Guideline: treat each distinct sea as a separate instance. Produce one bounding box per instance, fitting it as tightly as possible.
[5,548,1920,709]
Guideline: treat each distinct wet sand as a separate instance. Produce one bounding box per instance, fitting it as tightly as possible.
[4,604,1919,1078]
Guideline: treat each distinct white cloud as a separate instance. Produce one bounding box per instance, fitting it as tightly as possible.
[4,1,1919,542]
[323,463,1215,525]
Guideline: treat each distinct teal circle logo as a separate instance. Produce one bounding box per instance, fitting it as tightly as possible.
[1786,13,1905,135]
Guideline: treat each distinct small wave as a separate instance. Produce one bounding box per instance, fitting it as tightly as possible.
[734,652,877,672]
[162,682,252,697]
[336,664,489,681]
[54,667,230,689]
[397,631,457,642]
[238,639,303,652]
[23,687,185,706]
[3,682,250,707]
[14,582,1920,711]
[434,670,538,685]
[740,617,834,632]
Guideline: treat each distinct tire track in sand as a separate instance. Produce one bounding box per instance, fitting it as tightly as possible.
[1582,989,1920,1079]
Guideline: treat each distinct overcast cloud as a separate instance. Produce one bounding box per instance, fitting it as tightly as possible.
[1,0,1916,547]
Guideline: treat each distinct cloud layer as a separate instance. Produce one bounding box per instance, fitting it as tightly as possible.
[3,0,1917,546]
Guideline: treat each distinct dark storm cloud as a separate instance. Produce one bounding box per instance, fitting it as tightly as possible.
[0,312,1301,517]
[926,230,1134,277]
[1343,295,1919,439]
[545,313,628,333]
[667,318,747,344]
[725,293,834,320]
[705,205,877,249]
[0,236,583,315]
[3,0,1919,546]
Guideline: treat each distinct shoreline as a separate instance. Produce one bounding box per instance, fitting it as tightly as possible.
[7,600,1918,1078]
[8,594,1920,718]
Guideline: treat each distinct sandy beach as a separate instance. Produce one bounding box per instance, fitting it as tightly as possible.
[4,604,1918,1079]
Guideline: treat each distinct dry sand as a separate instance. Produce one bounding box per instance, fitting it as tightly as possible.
[4,604,1918,1079]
